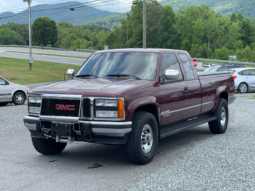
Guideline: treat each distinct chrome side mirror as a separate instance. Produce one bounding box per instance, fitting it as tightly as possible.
[165,70,180,80]
[67,69,75,78]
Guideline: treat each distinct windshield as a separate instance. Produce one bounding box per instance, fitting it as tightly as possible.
[204,67,220,72]
[75,52,159,81]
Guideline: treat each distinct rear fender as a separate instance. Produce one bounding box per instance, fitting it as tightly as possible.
[212,86,228,112]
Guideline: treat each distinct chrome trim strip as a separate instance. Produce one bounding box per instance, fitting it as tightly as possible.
[80,121,132,125]
[202,102,213,105]
[40,116,79,122]
[160,101,214,115]
[43,94,82,100]
[92,128,132,137]
[170,104,201,114]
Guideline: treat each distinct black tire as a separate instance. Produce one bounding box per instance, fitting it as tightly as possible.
[238,83,248,93]
[125,111,158,165]
[0,102,8,106]
[209,98,229,134]
[32,138,67,155]
[13,91,26,105]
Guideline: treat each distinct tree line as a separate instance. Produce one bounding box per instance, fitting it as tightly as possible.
[1,1,255,62]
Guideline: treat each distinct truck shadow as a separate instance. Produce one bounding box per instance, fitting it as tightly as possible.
[33,124,214,169]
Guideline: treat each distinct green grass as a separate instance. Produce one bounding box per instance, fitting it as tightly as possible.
[0,57,80,85]
[251,95,255,99]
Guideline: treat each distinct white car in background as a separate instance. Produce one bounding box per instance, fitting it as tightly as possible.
[231,68,255,93]
[0,76,29,106]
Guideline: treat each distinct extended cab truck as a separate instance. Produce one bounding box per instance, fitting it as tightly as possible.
[23,49,235,164]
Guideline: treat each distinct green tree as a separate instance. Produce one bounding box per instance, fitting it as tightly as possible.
[32,17,58,46]
[0,28,25,45]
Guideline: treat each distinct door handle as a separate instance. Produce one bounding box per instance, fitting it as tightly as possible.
[184,87,188,92]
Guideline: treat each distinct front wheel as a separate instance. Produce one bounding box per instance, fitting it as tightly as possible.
[32,138,67,155]
[125,112,158,164]
[209,98,229,134]
[13,92,26,105]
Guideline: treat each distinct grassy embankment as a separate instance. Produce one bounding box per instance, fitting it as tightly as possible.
[0,57,80,85]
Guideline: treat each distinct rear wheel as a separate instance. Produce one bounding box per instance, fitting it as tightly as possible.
[13,92,26,105]
[32,138,67,155]
[209,98,229,134]
[125,112,158,164]
[0,102,8,106]
[238,83,248,93]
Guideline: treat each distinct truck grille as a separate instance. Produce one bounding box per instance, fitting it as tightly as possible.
[41,99,80,117]
[83,98,91,118]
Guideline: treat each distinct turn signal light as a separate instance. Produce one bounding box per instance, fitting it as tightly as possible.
[233,75,237,80]
[118,99,124,118]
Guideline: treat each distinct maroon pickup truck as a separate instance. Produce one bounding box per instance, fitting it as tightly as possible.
[24,49,235,164]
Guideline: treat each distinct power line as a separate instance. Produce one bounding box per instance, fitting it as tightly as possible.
[0,0,128,19]
[0,0,130,20]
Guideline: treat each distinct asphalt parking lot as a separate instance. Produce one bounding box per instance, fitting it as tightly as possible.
[0,93,255,191]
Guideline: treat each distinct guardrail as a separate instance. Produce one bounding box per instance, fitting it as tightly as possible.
[195,58,255,66]
[0,45,99,52]
[76,49,99,52]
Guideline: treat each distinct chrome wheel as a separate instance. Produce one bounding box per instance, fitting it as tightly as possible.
[220,107,226,126]
[239,83,248,93]
[16,94,24,104]
[141,124,153,153]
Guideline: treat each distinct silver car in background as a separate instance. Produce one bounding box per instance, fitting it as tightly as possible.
[0,76,29,106]
[231,68,255,93]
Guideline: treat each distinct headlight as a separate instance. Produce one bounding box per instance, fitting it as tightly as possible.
[28,94,42,115]
[96,110,118,118]
[95,99,117,107]
[29,107,41,114]
[29,95,42,103]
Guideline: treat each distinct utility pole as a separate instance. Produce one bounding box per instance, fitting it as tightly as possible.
[143,0,146,48]
[23,0,33,70]
[127,23,128,41]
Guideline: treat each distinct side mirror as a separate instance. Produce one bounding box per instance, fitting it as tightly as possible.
[165,70,180,80]
[67,69,75,78]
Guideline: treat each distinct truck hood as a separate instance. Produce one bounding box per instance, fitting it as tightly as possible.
[31,78,154,97]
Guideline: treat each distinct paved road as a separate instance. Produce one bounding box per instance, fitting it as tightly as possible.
[1,93,255,190]
[0,47,92,58]
[0,52,86,66]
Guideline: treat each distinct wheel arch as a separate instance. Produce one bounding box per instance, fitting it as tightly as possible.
[12,90,27,100]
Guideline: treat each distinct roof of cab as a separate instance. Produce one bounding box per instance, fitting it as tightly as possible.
[95,48,189,54]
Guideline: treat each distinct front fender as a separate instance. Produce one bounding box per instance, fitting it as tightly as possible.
[126,96,160,122]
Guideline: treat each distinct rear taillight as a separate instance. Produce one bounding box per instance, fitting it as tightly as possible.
[233,75,237,80]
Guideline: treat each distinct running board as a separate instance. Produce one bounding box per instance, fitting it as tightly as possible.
[160,115,217,139]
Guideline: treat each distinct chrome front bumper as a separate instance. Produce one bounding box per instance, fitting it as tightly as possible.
[23,116,132,137]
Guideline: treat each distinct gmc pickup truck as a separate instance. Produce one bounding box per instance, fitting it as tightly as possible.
[23,49,235,164]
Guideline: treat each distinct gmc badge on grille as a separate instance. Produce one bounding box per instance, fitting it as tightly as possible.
[56,104,75,111]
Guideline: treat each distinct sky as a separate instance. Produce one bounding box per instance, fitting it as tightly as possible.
[0,0,132,13]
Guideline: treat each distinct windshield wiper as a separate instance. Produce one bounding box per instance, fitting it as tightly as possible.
[106,74,141,80]
[75,74,98,78]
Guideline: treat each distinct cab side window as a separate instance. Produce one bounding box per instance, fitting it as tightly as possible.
[161,53,183,82]
[178,53,195,80]
[219,67,226,72]
[0,78,7,85]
